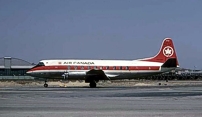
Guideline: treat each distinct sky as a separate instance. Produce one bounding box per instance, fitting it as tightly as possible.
[0,0,202,69]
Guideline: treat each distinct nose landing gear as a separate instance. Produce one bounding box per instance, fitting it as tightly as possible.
[44,80,48,88]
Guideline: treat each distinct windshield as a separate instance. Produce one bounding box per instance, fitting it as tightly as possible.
[32,62,45,68]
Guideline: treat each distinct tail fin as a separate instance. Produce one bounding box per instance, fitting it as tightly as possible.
[140,38,179,66]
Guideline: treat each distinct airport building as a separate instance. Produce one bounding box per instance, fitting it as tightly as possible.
[0,57,35,79]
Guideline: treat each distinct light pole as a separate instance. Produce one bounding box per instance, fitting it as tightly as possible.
[194,66,196,72]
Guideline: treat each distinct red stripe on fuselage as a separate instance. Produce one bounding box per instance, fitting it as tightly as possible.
[29,65,160,72]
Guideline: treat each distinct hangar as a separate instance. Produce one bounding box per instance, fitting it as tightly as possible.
[0,57,35,79]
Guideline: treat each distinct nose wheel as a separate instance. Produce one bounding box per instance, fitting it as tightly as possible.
[44,80,48,88]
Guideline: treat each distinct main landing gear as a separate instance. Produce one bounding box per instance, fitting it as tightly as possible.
[89,81,96,88]
[44,80,48,88]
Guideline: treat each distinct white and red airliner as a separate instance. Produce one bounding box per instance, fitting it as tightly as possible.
[27,38,179,88]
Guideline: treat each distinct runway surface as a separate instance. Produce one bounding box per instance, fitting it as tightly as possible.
[1,86,202,117]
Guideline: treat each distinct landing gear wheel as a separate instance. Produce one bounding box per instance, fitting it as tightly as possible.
[44,83,48,88]
[89,81,96,88]
[44,80,48,88]
[166,78,168,82]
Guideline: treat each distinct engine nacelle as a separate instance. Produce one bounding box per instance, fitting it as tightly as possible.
[62,72,86,80]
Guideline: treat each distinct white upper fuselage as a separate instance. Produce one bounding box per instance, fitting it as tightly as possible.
[41,59,163,67]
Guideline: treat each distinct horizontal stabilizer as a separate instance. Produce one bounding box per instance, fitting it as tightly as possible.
[161,58,177,68]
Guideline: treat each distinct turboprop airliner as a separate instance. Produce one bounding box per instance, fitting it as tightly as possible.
[27,38,179,88]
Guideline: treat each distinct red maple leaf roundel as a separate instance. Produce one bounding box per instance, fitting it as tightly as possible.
[163,46,174,57]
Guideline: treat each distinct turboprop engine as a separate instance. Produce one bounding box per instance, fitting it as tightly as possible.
[62,72,86,80]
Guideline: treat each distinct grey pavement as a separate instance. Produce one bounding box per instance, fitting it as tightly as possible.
[0,86,202,117]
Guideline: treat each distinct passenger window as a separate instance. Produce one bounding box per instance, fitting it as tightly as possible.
[68,66,70,70]
[81,66,84,70]
[113,66,116,70]
[120,66,122,70]
[106,66,109,70]
[88,66,90,70]
[74,66,77,70]
[94,66,97,69]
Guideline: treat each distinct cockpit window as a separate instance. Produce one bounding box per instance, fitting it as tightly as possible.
[33,62,45,68]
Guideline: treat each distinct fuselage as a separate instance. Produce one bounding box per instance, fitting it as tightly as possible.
[26,38,179,88]
[27,59,174,80]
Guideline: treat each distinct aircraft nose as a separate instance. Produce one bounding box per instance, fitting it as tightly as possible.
[26,70,33,75]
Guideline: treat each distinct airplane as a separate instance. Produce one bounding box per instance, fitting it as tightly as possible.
[26,38,179,88]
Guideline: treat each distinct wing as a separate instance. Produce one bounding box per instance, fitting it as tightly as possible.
[85,69,118,82]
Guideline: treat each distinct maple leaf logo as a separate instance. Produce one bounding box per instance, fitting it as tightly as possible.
[165,48,172,55]
[163,46,174,57]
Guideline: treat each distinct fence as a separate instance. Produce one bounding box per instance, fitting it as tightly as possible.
[0,76,34,80]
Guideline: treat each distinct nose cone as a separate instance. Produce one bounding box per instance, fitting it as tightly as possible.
[26,70,33,76]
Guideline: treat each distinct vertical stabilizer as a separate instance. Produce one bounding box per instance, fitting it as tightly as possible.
[140,38,179,66]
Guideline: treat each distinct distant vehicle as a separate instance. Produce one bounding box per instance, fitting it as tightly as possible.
[27,38,179,88]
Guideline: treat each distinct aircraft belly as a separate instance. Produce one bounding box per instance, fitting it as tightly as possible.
[32,71,64,79]
[31,71,85,80]
[107,71,161,80]
[33,70,162,80]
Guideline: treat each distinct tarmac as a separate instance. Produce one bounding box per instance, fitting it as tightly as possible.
[1,81,202,117]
